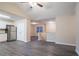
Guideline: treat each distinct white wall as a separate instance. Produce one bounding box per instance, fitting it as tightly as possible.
[75,3,79,55]
[56,16,76,46]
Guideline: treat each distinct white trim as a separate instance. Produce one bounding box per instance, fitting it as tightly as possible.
[56,42,76,46]
[46,40,55,42]
[75,48,79,56]
[18,39,28,43]
[38,33,40,40]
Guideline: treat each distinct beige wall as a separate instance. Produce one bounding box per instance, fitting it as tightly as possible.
[27,19,31,41]
[56,16,76,46]
[46,21,56,42]
[75,3,79,55]
[46,22,56,32]
[30,24,37,36]
[30,16,76,45]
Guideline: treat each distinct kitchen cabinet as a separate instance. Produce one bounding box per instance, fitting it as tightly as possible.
[0,33,7,42]
[0,24,6,29]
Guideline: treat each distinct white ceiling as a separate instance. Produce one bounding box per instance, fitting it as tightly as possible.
[0,10,24,20]
[17,2,76,20]
[0,2,77,21]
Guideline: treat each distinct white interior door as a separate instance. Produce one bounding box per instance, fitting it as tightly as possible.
[16,20,27,42]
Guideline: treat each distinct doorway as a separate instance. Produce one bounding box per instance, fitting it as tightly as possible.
[30,20,56,42]
[30,21,46,41]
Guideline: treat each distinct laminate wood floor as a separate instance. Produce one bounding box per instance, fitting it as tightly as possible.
[0,40,77,56]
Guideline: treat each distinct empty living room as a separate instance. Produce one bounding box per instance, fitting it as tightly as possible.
[0,0,79,58]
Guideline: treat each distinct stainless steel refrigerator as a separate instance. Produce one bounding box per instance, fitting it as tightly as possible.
[6,25,17,42]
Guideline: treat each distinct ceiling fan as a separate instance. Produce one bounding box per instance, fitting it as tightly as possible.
[20,2,43,8]
[36,3,43,7]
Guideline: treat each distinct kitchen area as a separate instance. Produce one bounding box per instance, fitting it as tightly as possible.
[0,10,18,43]
[0,8,29,43]
[0,20,17,42]
[0,17,29,43]
[0,29,7,42]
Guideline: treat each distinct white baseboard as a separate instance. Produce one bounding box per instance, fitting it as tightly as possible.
[46,40,55,42]
[56,42,76,46]
[18,40,28,43]
[75,48,79,56]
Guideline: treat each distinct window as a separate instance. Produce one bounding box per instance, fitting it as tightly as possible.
[36,26,43,32]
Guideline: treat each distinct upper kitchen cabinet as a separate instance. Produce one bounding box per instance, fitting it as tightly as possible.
[0,24,6,29]
[0,19,15,29]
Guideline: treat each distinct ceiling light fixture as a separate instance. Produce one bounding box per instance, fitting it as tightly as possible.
[29,2,37,7]
[31,22,38,25]
[48,21,56,23]
[0,14,10,19]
